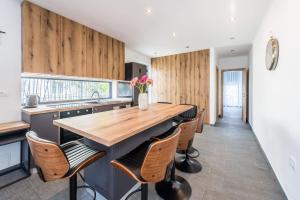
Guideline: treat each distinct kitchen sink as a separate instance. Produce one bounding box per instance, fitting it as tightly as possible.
[86,101,102,104]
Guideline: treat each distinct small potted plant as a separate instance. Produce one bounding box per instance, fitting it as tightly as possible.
[130,75,153,110]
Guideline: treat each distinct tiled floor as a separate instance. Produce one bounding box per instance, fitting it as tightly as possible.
[1,120,286,200]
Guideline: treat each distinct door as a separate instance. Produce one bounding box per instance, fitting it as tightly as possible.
[220,69,248,122]
[242,69,248,122]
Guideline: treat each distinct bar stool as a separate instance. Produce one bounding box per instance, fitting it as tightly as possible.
[183,108,206,159]
[196,109,206,134]
[155,127,192,200]
[175,118,202,173]
[111,128,181,200]
[175,105,199,157]
[26,131,106,200]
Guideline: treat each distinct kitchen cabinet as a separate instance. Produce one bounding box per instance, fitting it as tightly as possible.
[61,17,87,77]
[22,1,61,74]
[22,1,125,80]
[86,28,125,80]
[22,111,60,143]
[93,103,131,113]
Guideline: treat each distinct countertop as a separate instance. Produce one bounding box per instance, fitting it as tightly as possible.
[53,103,192,147]
[0,121,30,134]
[22,99,132,115]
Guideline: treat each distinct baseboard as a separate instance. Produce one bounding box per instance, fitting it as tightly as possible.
[251,126,288,200]
[30,167,37,174]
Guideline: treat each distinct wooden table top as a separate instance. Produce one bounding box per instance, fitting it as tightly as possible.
[54,103,192,146]
[0,121,30,134]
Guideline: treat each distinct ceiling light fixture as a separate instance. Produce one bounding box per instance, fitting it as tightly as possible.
[230,36,235,40]
[230,16,237,23]
[145,8,152,15]
[186,46,190,49]
[172,32,176,37]
[230,49,236,54]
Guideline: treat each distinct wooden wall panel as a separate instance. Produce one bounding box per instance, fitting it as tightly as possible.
[22,1,61,74]
[22,1,125,80]
[151,49,210,123]
[61,17,87,77]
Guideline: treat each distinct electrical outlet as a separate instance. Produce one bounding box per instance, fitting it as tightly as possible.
[289,156,296,172]
[0,90,8,97]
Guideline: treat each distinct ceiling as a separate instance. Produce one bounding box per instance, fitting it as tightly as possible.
[28,0,270,58]
[216,44,252,58]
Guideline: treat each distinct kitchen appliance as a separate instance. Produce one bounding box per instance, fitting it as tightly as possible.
[125,62,147,106]
[59,108,92,144]
[25,95,40,108]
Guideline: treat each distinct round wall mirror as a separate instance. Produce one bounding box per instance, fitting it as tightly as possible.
[265,37,279,71]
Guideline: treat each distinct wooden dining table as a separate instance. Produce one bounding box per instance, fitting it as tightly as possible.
[54,103,192,200]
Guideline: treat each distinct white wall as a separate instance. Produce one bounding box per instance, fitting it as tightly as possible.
[125,47,151,66]
[248,48,253,126]
[125,46,152,102]
[209,48,217,125]
[0,0,22,170]
[252,0,300,199]
[218,55,249,69]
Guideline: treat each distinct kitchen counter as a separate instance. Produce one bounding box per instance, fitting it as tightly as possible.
[53,103,192,200]
[22,99,132,115]
[53,103,191,146]
[0,121,30,134]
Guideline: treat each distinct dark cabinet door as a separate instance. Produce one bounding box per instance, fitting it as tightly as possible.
[93,105,114,113]
[30,112,60,143]
[125,63,147,105]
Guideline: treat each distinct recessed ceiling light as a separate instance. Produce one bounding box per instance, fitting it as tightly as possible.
[172,32,176,37]
[186,46,190,49]
[229,36,235,40]
[145,8,152,15]
[230,16,237,22]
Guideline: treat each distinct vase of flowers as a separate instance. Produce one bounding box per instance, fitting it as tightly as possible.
[130,75,153,110]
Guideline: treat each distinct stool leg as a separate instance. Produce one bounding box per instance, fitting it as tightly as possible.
[175,151,202,173]
[69,174,77,200]
[141,184,148,200]
[155,162,192,200]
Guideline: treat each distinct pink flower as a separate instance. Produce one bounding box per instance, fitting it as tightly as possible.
[146,78,153,85]
[130,77,138,87]
[139,75,148,84]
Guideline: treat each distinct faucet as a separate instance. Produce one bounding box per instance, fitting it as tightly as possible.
[90,90,101,102]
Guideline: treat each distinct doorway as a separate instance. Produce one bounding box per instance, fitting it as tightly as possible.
[219,68,248,123]
[223,70,242,118]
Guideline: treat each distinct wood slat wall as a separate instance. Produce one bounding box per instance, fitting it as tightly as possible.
[151,49,210,123]
[22,1,125,80]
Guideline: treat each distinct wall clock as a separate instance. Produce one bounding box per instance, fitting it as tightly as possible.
[265,36,279,71]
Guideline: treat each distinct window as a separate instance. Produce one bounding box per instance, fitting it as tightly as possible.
[21,76,112,104]
[117,81,132,97]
